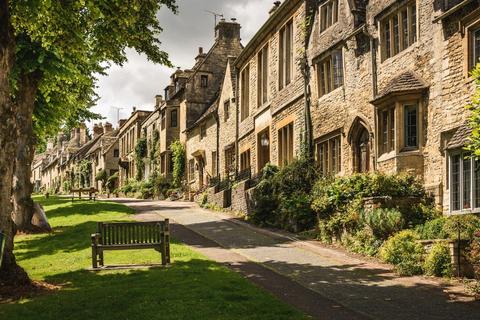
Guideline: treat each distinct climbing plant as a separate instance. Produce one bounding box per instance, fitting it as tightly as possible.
[170,140,186,188]
[467,63,480,156]
[135,138,148,181]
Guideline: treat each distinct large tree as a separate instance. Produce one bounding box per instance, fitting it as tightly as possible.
[0,0,177,286]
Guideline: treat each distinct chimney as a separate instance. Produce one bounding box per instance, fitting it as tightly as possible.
[269,1,281,15]
[103,122,113,134]
[215,19,241,41]
[93,123,104,138]
[132,106,137,115]
[47,138,54,151]
[79,124,87,145]
[155,95,164,109]
[119,119,127,128]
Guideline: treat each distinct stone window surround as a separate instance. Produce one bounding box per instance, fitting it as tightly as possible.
[314,129,342,176]
[277,121,294,167]
[170,109,178,128]
[315,46,345,97]
[257,43,270,108]
[377,0,418,62]
[461,10,480,75]
[319,0,339,34]
[448,150,480,214]
[240,64,250,122]
[240,149,251,172]
[375,94,424,163]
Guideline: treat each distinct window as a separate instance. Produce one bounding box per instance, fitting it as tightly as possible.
[240,65,250,121]
[449,152,480,212]
[279,20,293,90]
[404,104,418,149]
[278,123,294,166]
[212,151,217,176]
[189,159,195,181]
[381,2,417,60]
[201,75,208,88]
[200,124,207,140]
[378,107,395,155]
[161,154,166,173]
[471,27,480,70]
[113,149,119,158]
[225,147,236,174]
[240,150,251,171]
[224,100,230,122]
[316,135,341,176]
[257,44,269,106]
[316,49,344,96]
[170,109,178,128]
[319,0,339,33]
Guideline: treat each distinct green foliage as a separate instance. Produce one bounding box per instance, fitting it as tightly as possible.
[416,217,448,240]
[153,175,172,198]
[467,231,480,280]
[95,169,108,184]
[134,138,148,181]
[198,192,209,208]
[77,160,92,188]
[443,214,480,240]
[424,242,453,278]
[342,229,383,257]
[276,192,314,232]
[466,63,480,156]
[250,165,279,227]
[379,230,425,276]
[105,172,119,194]
[170,141,186,188]
[361,208,405,240]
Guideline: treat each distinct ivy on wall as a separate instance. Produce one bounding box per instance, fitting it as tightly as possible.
[170,140,185,188]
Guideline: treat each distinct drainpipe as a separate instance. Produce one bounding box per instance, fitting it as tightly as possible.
[235,67,240,177]
[214,110,220,178]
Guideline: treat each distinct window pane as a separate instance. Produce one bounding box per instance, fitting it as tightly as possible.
[382,110,388,154]
[475,160,480,208]
[401,10,408,50]
[474,29,480,67]
[452,155,461,211]
[393,15,399,54]
[464,156,472,209]
[385,21,391,58]
[333,50,344,89]
[404,105,418,148]
[411,4,417,44]
[389,108,395,152]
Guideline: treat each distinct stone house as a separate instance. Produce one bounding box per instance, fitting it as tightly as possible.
[118,109,152,187]
[140,96,163,180]
[234,0,308,179]
[307,0,480,214]
[85,122,119,192]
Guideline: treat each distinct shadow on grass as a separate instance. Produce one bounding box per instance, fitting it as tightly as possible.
[0,259,304,320]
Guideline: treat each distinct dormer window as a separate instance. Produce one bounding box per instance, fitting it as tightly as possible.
[380,1,417,60]
[319,0,339,33]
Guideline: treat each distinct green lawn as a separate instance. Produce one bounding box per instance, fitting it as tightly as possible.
[0,197,307,320]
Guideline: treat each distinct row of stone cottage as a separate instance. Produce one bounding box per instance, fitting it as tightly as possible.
[33,0,480,215]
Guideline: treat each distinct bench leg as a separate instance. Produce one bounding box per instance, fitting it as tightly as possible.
[99,249,104,267]
[92,245,98,269]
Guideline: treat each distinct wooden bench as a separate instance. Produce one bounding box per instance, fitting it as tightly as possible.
[71,188,97,202]
[91,220,171,269]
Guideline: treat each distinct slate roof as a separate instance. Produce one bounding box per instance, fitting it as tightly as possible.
[446,123,473,150]
[372,71,428,103]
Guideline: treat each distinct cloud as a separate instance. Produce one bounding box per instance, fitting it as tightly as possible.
[90,0,272,128]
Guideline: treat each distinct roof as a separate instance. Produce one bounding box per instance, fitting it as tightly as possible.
[372,71,429,104]
[227,56,238,93]
[74,135,102,160]
[86,132,118,157]
[446,123,473,150]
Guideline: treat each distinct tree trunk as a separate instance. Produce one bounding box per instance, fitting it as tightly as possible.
[0,0,30,286]
[12,73,41,232]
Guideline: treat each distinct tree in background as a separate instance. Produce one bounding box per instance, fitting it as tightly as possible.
[0,0,177,287]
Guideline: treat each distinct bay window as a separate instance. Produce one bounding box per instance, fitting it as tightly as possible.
[449,152,480,213]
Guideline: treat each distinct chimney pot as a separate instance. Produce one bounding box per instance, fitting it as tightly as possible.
[199,47,203,55]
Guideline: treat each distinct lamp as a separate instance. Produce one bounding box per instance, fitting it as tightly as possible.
[260,132,269,147]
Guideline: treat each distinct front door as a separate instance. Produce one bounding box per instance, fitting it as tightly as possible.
[257,129,270,172]
[356,128,370,173]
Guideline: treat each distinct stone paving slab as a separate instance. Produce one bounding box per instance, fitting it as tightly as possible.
[115,199,480,320]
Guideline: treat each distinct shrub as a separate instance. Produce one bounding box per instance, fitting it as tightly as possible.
[416,217,448,240]
[361,208,405,240]
[250,165,279,226]
[198,192,208,208]
[467,231,480,279]
[171,141,186,188]
[153,175,171,198]
[424,242,453,278]
[105,172,119,194]
[379,230,425,276]
[273,158,318,196]
[276,192,315,232]
[343,229,383,257]
[444,214,480,240]
[95,169,108,183]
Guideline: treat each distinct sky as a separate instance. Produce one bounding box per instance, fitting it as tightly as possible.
[90,0,273,128]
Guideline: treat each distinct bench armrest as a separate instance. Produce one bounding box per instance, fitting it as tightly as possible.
[91,233,101,246]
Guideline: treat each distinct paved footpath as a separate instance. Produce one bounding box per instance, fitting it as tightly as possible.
[114,199,480,320]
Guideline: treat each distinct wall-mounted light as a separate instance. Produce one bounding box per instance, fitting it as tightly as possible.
[260,132,269,147]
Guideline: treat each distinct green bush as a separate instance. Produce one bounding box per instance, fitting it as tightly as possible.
[95,169,108,183]
[276,192,315,232]
[343,229,383,257]
[379,230,425,276]
[361,208,405,240]
[153,175,171,198]
[105,172,119,194]
[416,217,448,240]
[444,214,480,240]
[423,242,453,278]
[273,158,318,196]
[170,141,186,188]
[250,165,279,226]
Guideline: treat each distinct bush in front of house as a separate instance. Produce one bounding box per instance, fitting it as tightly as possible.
[379,230,425,276]
[423,242,453,278]
[443,214,480,240]
[361,208,405,240]
[342,228,383,257]
[416,217,448,240]
[250,164,280,226]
